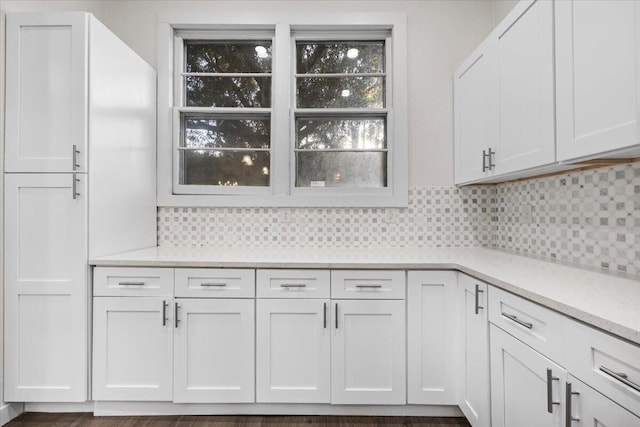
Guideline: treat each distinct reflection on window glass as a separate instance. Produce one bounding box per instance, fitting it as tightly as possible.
[184,117,270,149]
[296,41,384,74]
[296,118,386,149]
[186,76,271,107]
[180,150,270,187]
[186,41,272,73]
[297,76,384,108]
[296,152,387,188]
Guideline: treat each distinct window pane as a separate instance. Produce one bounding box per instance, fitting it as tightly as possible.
[297,118,385,149]
[185,117,270,149]
[180,150,270,187]
[296,152,387,188]
[185,41,272,73]
[186,76,271,107]
[296,41,384,74]
[297,76,384,108]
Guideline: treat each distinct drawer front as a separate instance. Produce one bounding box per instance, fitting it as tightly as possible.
[175,268,255,298]
[94,267,174,297]
[256,269,330,298]
[565,319,640,417]
[331,270,406,299]
[488,286,567,363]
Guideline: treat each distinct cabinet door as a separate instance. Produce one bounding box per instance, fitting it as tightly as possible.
[174,299,255,403]
[567,375,640,426]
[4,174,88,402]
[459,275,491,427]
[490,324,566,427]
[556,1,640,161]
[92,297,173,401]
[454,39,498,184]
[407,271,458,405]
[494,0,555,175]
[5,13,88,172]
[256,299,330,403]
[332,300,406,405]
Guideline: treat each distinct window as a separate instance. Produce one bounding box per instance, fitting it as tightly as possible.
[158,14,407,207]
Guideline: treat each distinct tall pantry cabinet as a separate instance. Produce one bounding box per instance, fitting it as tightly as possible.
[3,12,157,402]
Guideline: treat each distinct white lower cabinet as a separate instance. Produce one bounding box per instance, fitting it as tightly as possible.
[490,324,566,427]
[458,275,490,427]
[567,375,640,426]
[174,299,255,403]
[407,271,458,405]
[256,299,330,403]
[331,299,406,405]
[92,297,173,401]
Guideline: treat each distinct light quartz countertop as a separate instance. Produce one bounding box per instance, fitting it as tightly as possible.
[91,246,640,346]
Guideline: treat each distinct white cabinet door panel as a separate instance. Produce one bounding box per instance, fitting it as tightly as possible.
[4,174,87,402]
[490,324,566,427]
[256,299,330,403]
[5,13,88,172]
[174,299,254,403]
[332,300,405,405]
[556,0,640,161]
[92,297,173,401]
[407,271,458,405]
[568,375,640,425]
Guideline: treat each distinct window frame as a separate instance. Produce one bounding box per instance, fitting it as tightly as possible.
[157,13,408,207]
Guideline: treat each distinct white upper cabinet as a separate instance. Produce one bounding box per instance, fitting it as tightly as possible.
[494,0,555,175]
[454,39,499,184]
[5,13,88,173]
[556,0,640,162]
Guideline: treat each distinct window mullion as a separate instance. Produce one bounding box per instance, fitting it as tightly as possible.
[271,23,292,196]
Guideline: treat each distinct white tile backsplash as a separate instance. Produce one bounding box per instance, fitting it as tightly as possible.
[158,162,640,277]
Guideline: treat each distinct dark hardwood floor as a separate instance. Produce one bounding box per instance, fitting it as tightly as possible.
[6,413,471,427]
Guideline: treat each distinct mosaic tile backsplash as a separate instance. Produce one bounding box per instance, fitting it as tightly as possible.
[158,162,640,277]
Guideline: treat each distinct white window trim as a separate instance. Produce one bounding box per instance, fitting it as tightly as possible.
[157,12,408,207]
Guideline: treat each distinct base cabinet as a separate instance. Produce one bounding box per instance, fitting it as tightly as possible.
[458,275,490,427]
[92,297,173,401]
[567,375,640,426]
[174,299,255,403]
[256,299,330,403]
[331,300,406,405]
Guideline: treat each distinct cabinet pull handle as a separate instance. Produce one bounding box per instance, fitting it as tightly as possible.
[280,283,306,288]
[162,300,168,326]
[501,312,533,329]
[474,284,484,314]
[546,369,561,413]
[335,303,339,329]
[488,148,496,170]
[565,382,580,426]
[72,144,80,171]
[482,149,488,172]
[355,284,383,289]
[175,302,180,328]
[323,302,327,329]
[72,173,80,199]
[118,281,145,286]
[599,366,640,392]
[200,282,227,287]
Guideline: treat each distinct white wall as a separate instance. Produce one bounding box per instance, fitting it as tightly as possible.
[492,0,518,25]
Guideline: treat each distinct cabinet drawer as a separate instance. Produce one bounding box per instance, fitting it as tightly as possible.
[175,268,255,298]
[94,267,174,297]
[331,270,405,299]
[565,319,640,417]
[488,286,567,363]
[256,269,330,298]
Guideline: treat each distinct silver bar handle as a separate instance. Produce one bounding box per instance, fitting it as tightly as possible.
[162,300,168,326]
[72,144,80,171]
[599,366,640,392]
[280,283,307,288]
[501,312,533,329]
[323,302,327,329]
[200,282,227,287]
[566,382,580,426]
[482,149,488,172]
[335,303,338,329]
[72,173,80,199]
[488,148,496,170]
[118,281,145,286]
[546,368,561,413]
[474,284,484,315]
[175,302,180,328]
[355,284,383,289]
